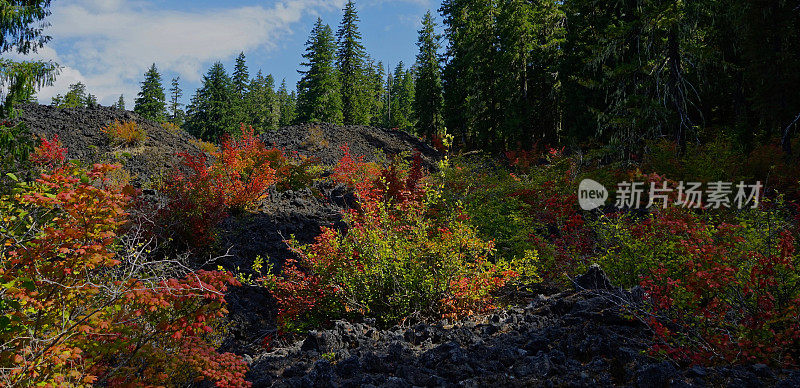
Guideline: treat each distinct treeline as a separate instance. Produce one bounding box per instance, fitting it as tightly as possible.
[63,0,800,153]
[439,0,800,153]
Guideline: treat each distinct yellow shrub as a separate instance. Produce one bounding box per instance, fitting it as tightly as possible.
[161,121,182,133]
[189,138,219,155]
[103,120,146,146]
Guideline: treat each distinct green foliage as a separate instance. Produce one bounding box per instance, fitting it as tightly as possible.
[168,76,183,125]
[277,79,296,127]
[186,62,238,141]
[51,82,91,109]
[335,0,373,125]
[0,0,52,55]
[264,152,516,331]
[246,71,280,133]
[387,62,415,131]
[114,94,125,110]
[413,11,445,139]
[296,18,343,125]
[134,63,167,122]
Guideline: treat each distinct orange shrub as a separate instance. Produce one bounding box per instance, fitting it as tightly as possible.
[0,162,248,386]
[103,120,147,146]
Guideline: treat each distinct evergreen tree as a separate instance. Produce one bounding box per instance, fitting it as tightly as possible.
[440,0,502,150]
[52,82,87,108]
[296,18,342,124]
[277,79,296,127]
[85,93,97,106]
[413,11,445,139]
[232,52,250,99]
[185,62,237,141]
[1,0,58,175]
[389,62,415,131]
[336,0,372,125]
[169,77,184,125]
[115,94,125,110]
[246,70,280,132]
[368,61,386,127]
[134,63,166,122]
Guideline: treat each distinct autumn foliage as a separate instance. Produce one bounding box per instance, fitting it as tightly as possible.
[102,120,147,147]
[263,146,516,330]
[0,157,249,386]
[159,124,316,250]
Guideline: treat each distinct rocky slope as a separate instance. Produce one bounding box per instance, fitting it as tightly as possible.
[246,268,800,387]
[16,104,800,387]
[17,103,202,185]
[260,123,440,169]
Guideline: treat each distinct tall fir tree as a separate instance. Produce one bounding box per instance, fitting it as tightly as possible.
[114,94,125,110]
[413,11,445,139]
[368,60,386,127]
[134,63,167,122]
[296,18,342,124]
[232,52,250,99]
[277,79,296,126]
[246,70,280,133]
[185,62,237,141]
[169,76,184,125]
[389,62,415,131]
[52,82,87,108]
[336,0,372,125]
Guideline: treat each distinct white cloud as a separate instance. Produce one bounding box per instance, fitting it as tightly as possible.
[15,0,427,106]
[22,0,351,105]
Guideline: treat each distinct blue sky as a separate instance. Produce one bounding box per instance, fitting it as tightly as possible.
[19,0,444,106]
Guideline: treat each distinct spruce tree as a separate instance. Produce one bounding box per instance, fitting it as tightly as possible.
[277,79,296,126]
[115,94,125,110]
[85,93,97,106]
[336,0,371,125]
[389,62,415,131]
[232,52,249,99]
[169,77,184,125]
[134,63,166,122]
[414,11,445,138]
[65,82,86,108]
[296,18,342,124]
[185,62,237,141]
[246,71,280,132]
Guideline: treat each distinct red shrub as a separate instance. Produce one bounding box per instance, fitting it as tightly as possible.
[29,134,66,169]
[0,161,248,386]
[640,219,800,367]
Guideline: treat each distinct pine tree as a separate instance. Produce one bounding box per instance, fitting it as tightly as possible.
[169,77,184,125]
[232,52,250,99]
[246,71,280,132]
[389,62,415,131]
[368,61,386,127]
[53,82,87,108]
[296,18,342,124]
[277,79,296,126]
[1,0,57,175]
[85,93,97,106]
[336,0,372,125]
[115,94,125,110]
[134,63,167,122]
[414,11,445,139]
[185,62,237,141]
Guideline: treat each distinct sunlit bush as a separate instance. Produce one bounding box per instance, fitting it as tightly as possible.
[262,149,516,331]
[0,161,248,386]
[103,120,147,147]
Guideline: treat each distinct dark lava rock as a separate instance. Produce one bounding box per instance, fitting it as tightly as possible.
[573,264,617,291]
[260,122,440,169]
[17,103,202,185]
[246,282,797,387]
